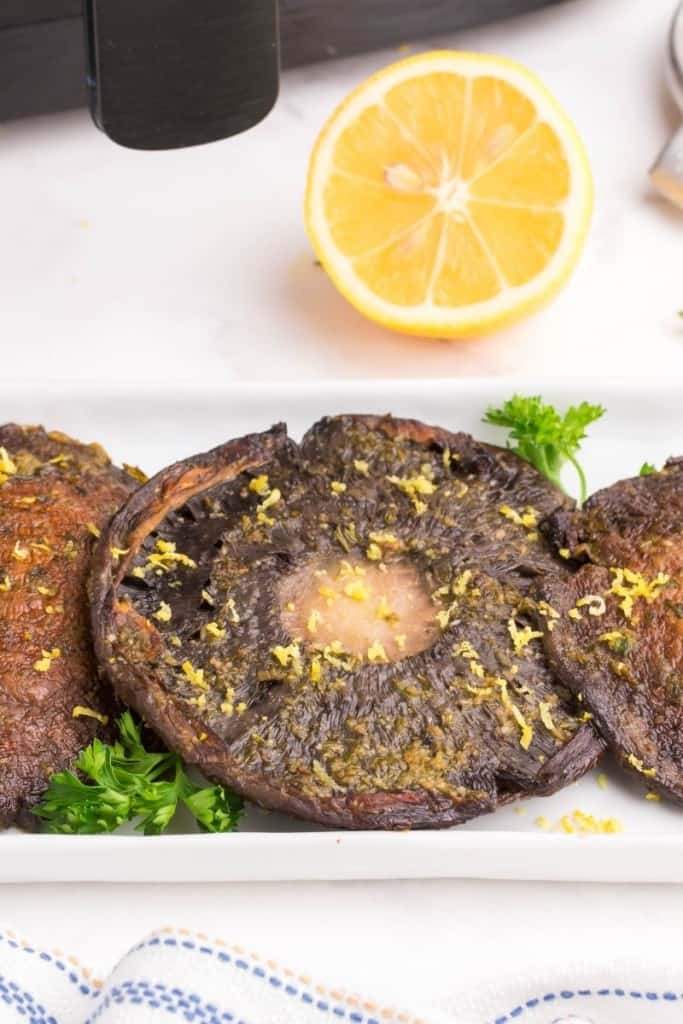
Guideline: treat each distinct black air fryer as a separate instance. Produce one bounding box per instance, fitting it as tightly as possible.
[1,0,568,150]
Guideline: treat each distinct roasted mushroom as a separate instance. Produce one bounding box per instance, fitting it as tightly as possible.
[91,416,602,830]
[0,425,138,829]
[541,458,683,802]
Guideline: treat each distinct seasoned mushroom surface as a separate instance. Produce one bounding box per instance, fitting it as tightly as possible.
[91,416,601,830]
[0,426,137,829]
[541,458,683,801]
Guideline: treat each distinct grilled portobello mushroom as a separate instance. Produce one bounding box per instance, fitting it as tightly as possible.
[541,458,683,801]
[0,425,138,829]
[91,415,602,830]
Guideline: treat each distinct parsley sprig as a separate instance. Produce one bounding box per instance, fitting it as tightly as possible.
[484,395,605,505]
[35,712,243,835]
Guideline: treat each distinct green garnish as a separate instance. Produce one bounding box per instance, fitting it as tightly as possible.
[639,462,656,476]
[484,395,605,505]
[34,712,243,835]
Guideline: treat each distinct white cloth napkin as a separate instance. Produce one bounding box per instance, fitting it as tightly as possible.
[1,924,681,1024]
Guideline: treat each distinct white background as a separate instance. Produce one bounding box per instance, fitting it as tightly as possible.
[2,0,683,1012]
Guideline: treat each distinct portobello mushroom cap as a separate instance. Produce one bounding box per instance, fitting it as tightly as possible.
[541,457,683,802]
[0,425,138,829]
[90,416,602,830]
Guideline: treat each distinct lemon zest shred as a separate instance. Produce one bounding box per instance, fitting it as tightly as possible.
[598,630,629,651]
[537,600,560,632]
[375,595,398,622]
[499,505,538,528]
[72,705,109,726]
[318,584,337,605]
[153,602,172,623]
[452,570,473,596]
[436,609,450,629]
[627,753,656,777]
[248,475,270,496]
[339,560,366,578]
[387,474,436,513]
[225,598,240,624]
[609,567,670,619]
[34,648,61,672]
[507,618,543,655]
[538,701,561,737]
[12,541,30,561]
[537,809,623,834]
[344,580,370,602]
[310,657,322,684]
[454,640,480,661]
[353,459,369,476]
[369,531,401,548]
[367,640,389,664]
[204,621,226,639]
[144,539,197,573]
[0,447,18,482]
[330,480,347,495]
[182,660,207,690]
[320,640,355,670]
[272,642,301,670]
[576,594,606,616]
[496,677,533,750]
[258,488,281,513]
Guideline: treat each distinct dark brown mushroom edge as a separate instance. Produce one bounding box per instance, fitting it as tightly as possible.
[540,457,683,803]
[0,425,139,829]
[90,415,603,830]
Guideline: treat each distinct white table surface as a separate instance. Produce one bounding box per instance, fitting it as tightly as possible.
[2,0,683,384]
[2,0,683,1010]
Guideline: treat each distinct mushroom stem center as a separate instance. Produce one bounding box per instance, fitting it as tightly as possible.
[280,557,439,663]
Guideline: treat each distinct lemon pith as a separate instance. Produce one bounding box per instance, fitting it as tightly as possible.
[305,51,593,339]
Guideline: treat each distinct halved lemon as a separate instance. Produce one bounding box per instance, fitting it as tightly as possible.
[305,51,593,339]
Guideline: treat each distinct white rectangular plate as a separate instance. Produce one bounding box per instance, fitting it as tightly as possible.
[3,377,683,883]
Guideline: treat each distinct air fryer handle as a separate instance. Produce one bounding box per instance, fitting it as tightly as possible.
[84,0,280,151]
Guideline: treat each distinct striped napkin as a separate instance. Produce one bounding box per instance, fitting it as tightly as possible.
[1,924,681,1023]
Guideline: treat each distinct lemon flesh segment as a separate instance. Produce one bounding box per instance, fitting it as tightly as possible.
[306,51,593,338]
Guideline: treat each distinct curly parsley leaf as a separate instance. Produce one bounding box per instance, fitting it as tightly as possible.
[639,462,657,476]
[34,711,243,836]
[484,395,605,505]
